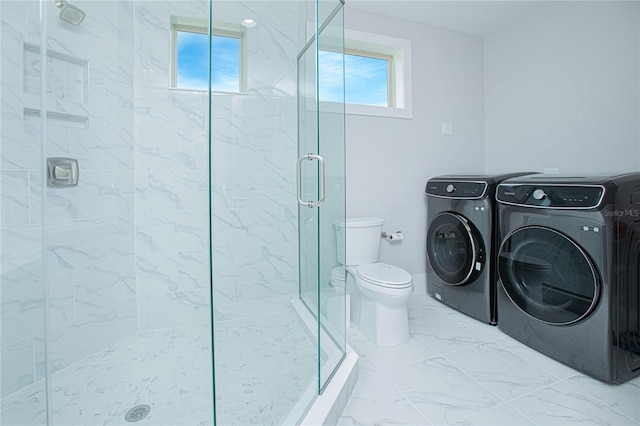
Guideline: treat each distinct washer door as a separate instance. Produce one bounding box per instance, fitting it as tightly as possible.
[427,212,484,286]
[498,226,600,325]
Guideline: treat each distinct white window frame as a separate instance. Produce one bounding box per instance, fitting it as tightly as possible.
[170,17,247,93]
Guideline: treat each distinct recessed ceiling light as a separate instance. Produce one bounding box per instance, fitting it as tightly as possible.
[241,18,257,28]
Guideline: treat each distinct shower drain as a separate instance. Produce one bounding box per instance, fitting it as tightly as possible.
[124,404,151,422]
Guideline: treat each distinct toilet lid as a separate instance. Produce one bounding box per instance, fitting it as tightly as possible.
[356,263,412,288]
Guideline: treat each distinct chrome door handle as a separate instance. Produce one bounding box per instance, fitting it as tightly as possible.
[296,153,325,208]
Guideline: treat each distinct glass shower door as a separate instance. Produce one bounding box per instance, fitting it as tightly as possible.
[298,1,346,392]
[1,1,214,424]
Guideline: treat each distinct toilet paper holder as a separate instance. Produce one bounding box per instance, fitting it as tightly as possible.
[381,231,404,241]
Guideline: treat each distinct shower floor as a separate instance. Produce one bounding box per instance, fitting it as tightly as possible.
[1,307,317,425]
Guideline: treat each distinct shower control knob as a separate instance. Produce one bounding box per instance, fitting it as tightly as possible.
[446,184,456,193]
[533,189,546,200]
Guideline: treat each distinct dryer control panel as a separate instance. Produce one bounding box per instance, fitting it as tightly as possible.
[496,184,604,208]
[426,181,487,199]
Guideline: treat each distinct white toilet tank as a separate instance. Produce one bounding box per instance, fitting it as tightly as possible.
[335,217,384,266]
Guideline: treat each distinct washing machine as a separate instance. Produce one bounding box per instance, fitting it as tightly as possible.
[496,173,640,384]
[425,173,533,324]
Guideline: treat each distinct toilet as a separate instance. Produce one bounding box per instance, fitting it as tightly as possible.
[333,217,413,346]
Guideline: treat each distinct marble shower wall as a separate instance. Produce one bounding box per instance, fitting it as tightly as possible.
[1,0,136,399]
[131,0,345,331]
[209,1,308,322]
[1,0,319,402]
[133,0,211,331]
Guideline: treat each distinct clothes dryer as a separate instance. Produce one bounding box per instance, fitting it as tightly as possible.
[496,173,640,383]
[425,173,532,324]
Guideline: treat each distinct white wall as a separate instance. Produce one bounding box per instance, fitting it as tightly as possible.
[344,7,486,289]
[484,1,640,174]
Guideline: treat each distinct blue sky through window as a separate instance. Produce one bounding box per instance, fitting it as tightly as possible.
[176,30,388,106]
[319,50,388,106]
[176,31,240,91]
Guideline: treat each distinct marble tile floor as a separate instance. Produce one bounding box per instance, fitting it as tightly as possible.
[339,294,640,426]
[1,308,317,426]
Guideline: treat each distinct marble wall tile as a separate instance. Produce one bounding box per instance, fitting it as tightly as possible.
[136,88,207,132]
[0,113,41,170]
[233,279,296,318]
[212,242,298,289]
[147,289,211,329]
[48,297,136,374]
[106,214,136,259]
[0,338,36,398]
[45,125,71,159]
[46,218,107,276]
[74,255,136,318]
[212,286,235,323]
[0,227,42,282]
[28,170,43,225]
[46,170,134,222]
[136,294,153,331]
[48,271,75,328]
[177,249,210,292]
[136,252,180,294]
[1,0,139,401]
[135,124,208,173]
[212,207,286,247]
[69,125,134,171]
[137,209,208,255]
[0,6,27,116]
[135,211,175,254]
[134,1,208,89]
[230,169,296,209]
[136,168,208,213]
[1,170,31,228]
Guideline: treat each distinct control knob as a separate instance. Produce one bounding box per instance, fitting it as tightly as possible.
[533,188,546,200]
[446,184,455,193]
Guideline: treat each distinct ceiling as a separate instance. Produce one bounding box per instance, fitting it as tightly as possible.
[344,1,549,36]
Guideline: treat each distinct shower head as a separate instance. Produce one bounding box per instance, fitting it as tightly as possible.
[56,0,86,26]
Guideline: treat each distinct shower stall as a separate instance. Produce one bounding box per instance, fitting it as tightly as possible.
[0,0,350,424]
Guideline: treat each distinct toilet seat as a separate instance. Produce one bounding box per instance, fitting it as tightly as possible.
[355,263,412,289]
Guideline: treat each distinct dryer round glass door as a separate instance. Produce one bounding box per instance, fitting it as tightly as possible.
[427,212,484,285]
[498,226,600,325]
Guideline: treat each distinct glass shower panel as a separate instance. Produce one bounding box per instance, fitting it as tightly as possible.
[298,0,345,393]
[0,1,48,424]
[1,1,215,424]
[298,28,320,319]
[317,2,345,391]
[210,1,320,424]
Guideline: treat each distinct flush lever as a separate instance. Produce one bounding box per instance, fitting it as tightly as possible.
[47,157,79,187]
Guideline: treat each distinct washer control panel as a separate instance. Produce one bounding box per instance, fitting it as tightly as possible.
[496,184,604,208]
[426,181,487,199]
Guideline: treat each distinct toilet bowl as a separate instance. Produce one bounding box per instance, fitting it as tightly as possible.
[334,217,414,346]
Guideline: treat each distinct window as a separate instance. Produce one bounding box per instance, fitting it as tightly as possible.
[320,49,391,107]
[171,19,244,92]
[319,29,413,119]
